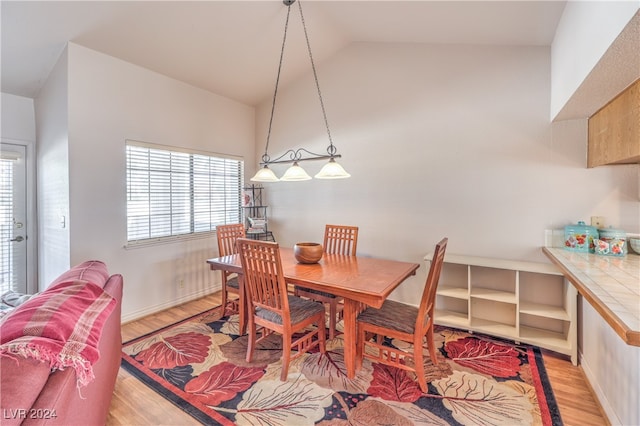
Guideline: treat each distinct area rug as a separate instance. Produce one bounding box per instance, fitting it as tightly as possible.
[121,306,563,425]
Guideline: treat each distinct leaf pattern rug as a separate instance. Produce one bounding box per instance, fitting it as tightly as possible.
[121,306,563,425]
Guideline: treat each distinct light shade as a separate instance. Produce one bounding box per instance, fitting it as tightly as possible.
[250,165,280,182]
[315,158,351,179]
[280,162,312,181]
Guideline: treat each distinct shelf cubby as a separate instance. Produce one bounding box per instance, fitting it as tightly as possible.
[471,287,517,304]
[425,253,577,365]
[435,309,469,328]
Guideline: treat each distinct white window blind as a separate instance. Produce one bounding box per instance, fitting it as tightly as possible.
[126,141,244,243]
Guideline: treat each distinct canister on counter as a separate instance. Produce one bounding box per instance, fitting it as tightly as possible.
[564,221,598,253]
[595,227,627,256]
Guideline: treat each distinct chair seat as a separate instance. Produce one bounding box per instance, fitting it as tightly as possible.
[357,299,419,334]
[226,276,239,289]
[297,286,338,299]
[256,295,325,325]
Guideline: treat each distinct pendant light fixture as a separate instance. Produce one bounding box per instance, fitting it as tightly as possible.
[251,0,350,182]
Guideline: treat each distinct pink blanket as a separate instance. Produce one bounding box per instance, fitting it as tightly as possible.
[0,280,116,387]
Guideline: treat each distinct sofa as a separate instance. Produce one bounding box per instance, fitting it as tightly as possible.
[0,260,123,425]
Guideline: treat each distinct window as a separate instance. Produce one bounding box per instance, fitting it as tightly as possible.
[126,140,244,244]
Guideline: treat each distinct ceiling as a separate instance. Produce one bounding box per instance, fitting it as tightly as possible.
[1,1,567,106]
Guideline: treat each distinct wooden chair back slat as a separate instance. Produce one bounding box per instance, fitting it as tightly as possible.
[324,224,359,256]
[216,223,245,256]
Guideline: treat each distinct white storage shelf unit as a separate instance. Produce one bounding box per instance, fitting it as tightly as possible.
[425,253,577,365]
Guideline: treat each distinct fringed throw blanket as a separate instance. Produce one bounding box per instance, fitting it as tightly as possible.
[0,280,116,387]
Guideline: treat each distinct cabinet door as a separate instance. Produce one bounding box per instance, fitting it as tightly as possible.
[588,79,640,167]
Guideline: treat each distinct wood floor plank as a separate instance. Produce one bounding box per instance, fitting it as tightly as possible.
[107,293,608,425]
[542,350,610,425]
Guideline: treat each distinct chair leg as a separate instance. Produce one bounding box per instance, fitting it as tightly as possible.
[239,278,247,335]
[356,325,365,369]
[281,332,291,381]
[426,326,438,365]
[317,314,327,353]
[328,300,337,340]
[221,280,228,309]
[246,316,256,363]
[414,345,427,393]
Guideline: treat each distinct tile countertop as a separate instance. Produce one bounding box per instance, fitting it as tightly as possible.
[542,247,640,346]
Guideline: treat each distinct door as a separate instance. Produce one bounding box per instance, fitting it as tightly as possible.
[0,143,27,294]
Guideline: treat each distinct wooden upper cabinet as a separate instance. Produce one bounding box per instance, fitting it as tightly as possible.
[587,79,640,168]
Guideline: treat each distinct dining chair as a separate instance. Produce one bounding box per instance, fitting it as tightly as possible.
[356,237,448,392]
[236,238,326,381]
[295,224,359,339]
[216,223,246,312]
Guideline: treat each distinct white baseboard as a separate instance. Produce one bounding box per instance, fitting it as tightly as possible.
[121,285,221,324]
[579,349,620,425]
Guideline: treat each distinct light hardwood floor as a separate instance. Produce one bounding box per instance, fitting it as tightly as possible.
[107,293,609,425]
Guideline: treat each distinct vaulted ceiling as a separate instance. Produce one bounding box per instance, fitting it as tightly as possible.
[1,1,567,106]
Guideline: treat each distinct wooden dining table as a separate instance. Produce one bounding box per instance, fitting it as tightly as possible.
[207,247,420,378]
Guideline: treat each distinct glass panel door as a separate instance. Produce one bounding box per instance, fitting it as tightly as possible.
[0,143,27,294]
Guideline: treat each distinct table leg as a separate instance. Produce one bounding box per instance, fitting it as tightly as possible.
[343,299,361,379]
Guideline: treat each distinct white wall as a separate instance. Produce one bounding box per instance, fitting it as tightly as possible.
[580,301,640,425]
[1,93,36,142]
[550,1,640,119]
[34,47,71,290]
[65,43,255,320]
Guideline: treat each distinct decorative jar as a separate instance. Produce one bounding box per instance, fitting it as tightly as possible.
[564,221,598,253]
[595,227,627,256]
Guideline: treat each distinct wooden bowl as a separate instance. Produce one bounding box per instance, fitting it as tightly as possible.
[294,242,323,264]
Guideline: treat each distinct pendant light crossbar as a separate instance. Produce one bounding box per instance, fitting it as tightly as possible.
[260,148,341,165]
